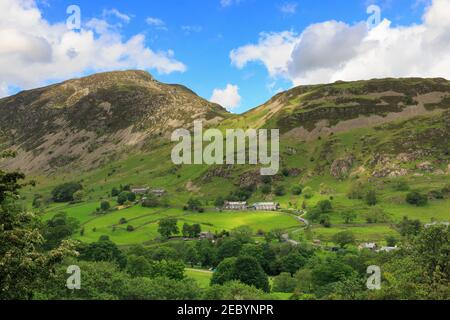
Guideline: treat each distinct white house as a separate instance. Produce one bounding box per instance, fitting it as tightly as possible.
[252,202,280,211]
[131,187,149,195]
[223,201,248,210]
[377,246,399,253]
[358,243,377,251]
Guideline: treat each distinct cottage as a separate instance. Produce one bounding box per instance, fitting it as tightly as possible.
[131,187,149,195]
[150,189,166,197]
[223,201,248,210]
[252,202,280,211]
[199,231,214,240]
[358,243,377,251]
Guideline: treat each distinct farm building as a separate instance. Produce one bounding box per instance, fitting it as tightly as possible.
[223,201,248,210]
[131,187,149,195]
[359,243,378,251]
[252,202,280,211]
[377,246,399,253]
[199,232,214,240]
[150,189,166,197]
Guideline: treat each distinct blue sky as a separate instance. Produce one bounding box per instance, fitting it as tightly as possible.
[2,0,445,113]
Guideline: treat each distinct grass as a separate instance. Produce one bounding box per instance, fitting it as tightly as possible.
[185,268,213,289]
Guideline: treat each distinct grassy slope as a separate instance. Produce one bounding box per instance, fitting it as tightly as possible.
[19,106,449,246]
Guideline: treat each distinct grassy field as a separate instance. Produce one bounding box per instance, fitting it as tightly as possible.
[185,268,213,289]
[65,206,301,245]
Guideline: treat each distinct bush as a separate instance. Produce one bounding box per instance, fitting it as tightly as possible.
[142,196,160,208]
[119,218,127,225]
[365,190,377,206]
[332,231,356,248]
[406,191,428,206]
[51,182,83,202]
[274,185,286,196]
[260,184,272,195]
[127,225,135,232]
[391,179,410,191]
[100,201,111,212]
[317,200,332,213]
[303,187,313,199]
[291,185,303,195]
[273,272,296,293]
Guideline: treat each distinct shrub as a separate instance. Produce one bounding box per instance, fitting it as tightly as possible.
[260,184,272,195]
[274,185,286,196]
[303,187,313,199]
[100,201,111,212]
[119,218,127,225]
[365,190,377,206]
[291,185,303,195]
[406,191,428,206]
[127,225,135,232]
[51,182,83,202]
[273,272,296,293]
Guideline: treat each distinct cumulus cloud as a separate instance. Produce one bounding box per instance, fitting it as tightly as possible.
[210,84,241,111]
[230,31,298,77]
[146,17,167,31]
[230,0,450,86]
[0,0,186,97]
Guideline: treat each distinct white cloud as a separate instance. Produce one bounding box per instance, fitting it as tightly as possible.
[220,0,242,8]
[210,84,241,111]
[0,0,185,97]
[230,31,298,77]
[230,0,450,86]
[279,2,298,15]
[181,25,203,34]
[103,8,131,23]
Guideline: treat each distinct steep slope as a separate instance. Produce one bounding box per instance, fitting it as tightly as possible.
[222,78,450,140]
[0,70,229,173]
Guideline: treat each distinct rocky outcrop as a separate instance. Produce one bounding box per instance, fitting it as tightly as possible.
[417,161,434,172]
[330,155,354,179]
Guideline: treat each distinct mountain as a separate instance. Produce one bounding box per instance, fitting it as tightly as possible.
[223,77,450,140]
[0,70,228,173]
[1,71,449,247]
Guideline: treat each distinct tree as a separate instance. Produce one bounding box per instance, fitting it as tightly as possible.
[42,212,79,250]
[302,187,313,199]
[365,190,377,206]
[111,187,119,197]
[273,272,296,293]
[332,231,356,248]
[274,185,286,196]
[234,256,270,292]
[204,281,266,300]
[260,184,272,195]
[211,256,270,292]
[406,191,428,206]
[397,216,422,237]
[280,252,307,274]
[211,257,237,285]
[187,198,202,212]
[100,200,111,212]
[214,196,225,208]
[386,235,399,247]
[364,207,391,224]
[127,255,151,277]
[317,200,332,213]
[157,218,179,239]
[73,190,84,202]
[342,211,357,224]
[217,238,242,261]
[0,154,76,299]
[78,237,127,269]
[292,185,303,195]
[51,182,83,202]
[117,191,130,205]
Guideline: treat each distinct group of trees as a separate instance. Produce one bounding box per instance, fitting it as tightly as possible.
[51,182,83,203]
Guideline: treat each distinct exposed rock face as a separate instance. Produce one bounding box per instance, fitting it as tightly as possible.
[0,70,229,173]
[238,170,263,188]
[417,161,434,172]
[330,155,354,179]
[201,165,233,182]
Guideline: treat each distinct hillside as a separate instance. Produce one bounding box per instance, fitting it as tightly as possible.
[0,70,229,173]
[1,73,449,248]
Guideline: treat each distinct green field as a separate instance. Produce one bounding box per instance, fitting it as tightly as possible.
[185,268,213,289]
